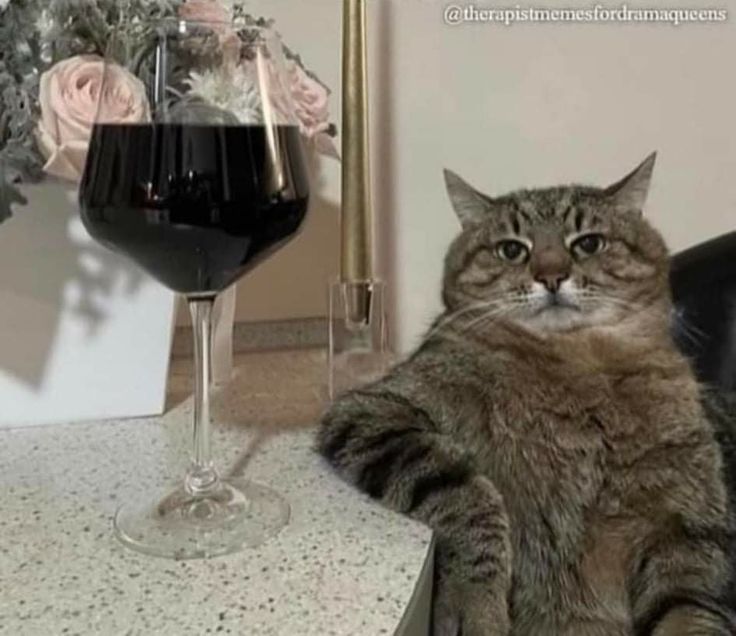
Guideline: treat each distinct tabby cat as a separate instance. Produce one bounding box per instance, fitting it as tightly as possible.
[316,154,736,635]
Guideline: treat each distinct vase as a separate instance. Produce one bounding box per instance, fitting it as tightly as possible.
[0,181,177,427]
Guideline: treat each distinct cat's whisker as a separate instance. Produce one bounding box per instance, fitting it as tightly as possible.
[671,311,707,348]
[425,299,508,340]
[460,299,528,333]
[575,292,639,312]
[460,309,506,333]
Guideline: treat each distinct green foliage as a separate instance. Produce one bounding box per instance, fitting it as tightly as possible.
[0,160,27,224]
[46,0,183,62]
[0,0,45,222]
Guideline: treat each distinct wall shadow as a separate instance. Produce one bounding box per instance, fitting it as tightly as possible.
[0,183,144,389]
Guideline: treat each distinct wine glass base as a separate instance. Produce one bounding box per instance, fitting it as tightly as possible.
[113,479,290,560]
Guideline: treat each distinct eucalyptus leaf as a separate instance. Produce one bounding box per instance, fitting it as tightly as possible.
[0,174,27,225]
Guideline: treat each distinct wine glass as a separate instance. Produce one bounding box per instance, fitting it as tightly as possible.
[78,19,310,559]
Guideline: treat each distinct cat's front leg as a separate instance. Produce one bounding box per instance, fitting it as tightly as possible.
[432,569,509,636]
[650,603,735,636]
[430,475,512,636]
[629,509,735,635]
[318,389,511,636]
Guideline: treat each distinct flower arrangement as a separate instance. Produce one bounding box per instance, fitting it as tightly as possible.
[0,0,338,223]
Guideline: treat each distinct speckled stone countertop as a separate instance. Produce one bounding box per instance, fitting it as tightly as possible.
[0,350,433,636]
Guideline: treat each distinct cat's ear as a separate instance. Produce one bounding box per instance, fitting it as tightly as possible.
[444,169,491,229]
[603,152,657,215]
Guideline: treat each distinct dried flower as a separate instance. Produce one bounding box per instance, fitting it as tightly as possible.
[185,66,263,124]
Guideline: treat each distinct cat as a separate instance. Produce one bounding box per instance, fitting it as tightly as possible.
[316,154,736,636]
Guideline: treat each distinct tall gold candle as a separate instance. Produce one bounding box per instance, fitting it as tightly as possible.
[341,0,373,282]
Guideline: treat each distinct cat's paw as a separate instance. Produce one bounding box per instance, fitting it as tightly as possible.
[432,576,509,636]
[651,605,735,636]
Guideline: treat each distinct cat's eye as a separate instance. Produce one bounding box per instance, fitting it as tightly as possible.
[496,240,529,264]
[571,233,606,257]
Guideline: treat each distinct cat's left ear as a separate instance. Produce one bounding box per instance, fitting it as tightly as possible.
[443,169,492,229]
[603,152,657,215]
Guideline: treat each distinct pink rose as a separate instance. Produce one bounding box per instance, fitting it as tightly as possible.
[286,61,329,138]
[179,0,231,30]
[37,55,149,182]
[283,61,338,159]
[178,0,240,66]
[261,58,339,158]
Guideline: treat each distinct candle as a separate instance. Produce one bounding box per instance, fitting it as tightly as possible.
[341,0,373,282]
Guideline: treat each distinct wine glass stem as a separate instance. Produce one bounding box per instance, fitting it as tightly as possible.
[186,297,220,496]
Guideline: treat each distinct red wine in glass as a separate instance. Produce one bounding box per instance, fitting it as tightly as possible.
[80,123,309,295]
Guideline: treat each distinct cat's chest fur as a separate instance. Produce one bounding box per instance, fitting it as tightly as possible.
[474,333,702,499]
[465,332,705,615]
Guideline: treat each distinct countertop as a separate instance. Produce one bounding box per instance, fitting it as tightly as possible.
[0,350,434,636]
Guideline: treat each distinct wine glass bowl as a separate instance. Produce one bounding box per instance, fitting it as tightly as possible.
[79,22,310,297]
[78,20,309,558]
[80,124,309,294]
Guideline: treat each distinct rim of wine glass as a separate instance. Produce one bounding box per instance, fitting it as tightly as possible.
[149,16,278,31]
[146,17,283,51]
[114,17,297,123]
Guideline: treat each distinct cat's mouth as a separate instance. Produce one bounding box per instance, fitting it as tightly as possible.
[533,293,581,315]
[515,291,592,332]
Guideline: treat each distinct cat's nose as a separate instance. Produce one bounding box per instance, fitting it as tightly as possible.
[534,272,569,293]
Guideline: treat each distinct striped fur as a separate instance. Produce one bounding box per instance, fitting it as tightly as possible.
[316,156,735,636]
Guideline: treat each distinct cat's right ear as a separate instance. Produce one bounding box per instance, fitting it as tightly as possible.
[443,169,490,229]
[603,152,657,216]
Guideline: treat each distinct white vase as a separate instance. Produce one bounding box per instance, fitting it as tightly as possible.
[0,182,177,427]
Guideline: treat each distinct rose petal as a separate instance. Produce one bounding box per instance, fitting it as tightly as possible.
[47,60,99,137]
[57,112,93,144]
[37,54,150,182]
[179,0,231,28]
[41,140,89,182]
[283,62,332,139]
[38,70,60,145]
[35,121,59,163]
[313,132,340,160]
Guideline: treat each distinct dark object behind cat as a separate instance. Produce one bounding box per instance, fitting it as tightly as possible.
[317,155,736,635]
